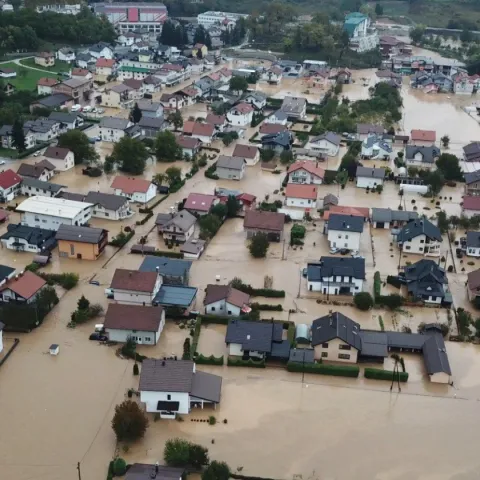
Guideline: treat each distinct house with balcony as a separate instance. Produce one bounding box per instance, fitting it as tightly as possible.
[343,12,378,53]
[111,176,156,204]
[305,132,341,156]
[156,210,196,244]
[54,77,92,106]
[396,217,442,257]
[361,134,393,160]
[325,214,364,251]
[56,224,108,260]
[405,145,441,168]
[464,170,480,196]
[85,191,134,221]
[0,224,56,253]
[227,103,254,126]
[285,184,318,209]
[99,117,134,142]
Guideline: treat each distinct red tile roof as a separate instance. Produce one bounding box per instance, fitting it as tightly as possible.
[184,193,216,212]
[206,113,226,126]
[231,102,254,114]
[110,269,158,292]
[71,68,89,77]
[260,123,287,135]
[192,122,214,137]
[233,144,258,159]
[323,205,370,220]
[0,271,46,300]
[463,196,480,211]
[411,129,436,142]
[285,184,318,200]
[237,193,256,204]
[111,176,152,194]
[0,169,22,189]
[104,304,163,331]
[37,77,59,87]
[288,160,325,179]
[96,58,115,68]
[183,121,195,134]
[244,210,285,232]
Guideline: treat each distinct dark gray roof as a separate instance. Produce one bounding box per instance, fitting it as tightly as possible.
[467,231,480,248]
[307,257,365,282]
[155,213,173,227]
[323,193,338,206]
[100,116,130,129]
[140,255,192,278]
[261,131,292,148]
[281,96,306,114]
[422,327,451,375]
[0,264,15,282]
[289,348,315,364]
[397,217,442,243]
[153,285,197,307]
[36,93,72,107]
[371,208,418,223]
[0,223,56,249]
[328,214,364,233]
[358,331,389,358]
[356,166,386,179]
[58,191,86,202]
[356,123,384,135]
[55,224,106,244]
[84,191,128,211]
[463,142,480,162]
[269,110,288,121]
[139,359,194,393]
[190,370,222,403]
[225,319,274,353]
[21,177,65,193]
[405,145,441,164]
[48,111,79,123]
[311,131,341,146]
[138,116,165,129]
[404,259,447,299]
[270,339,291,359]
[125,464,185,480]
[386,331,428,350]
[464,170,480,185]
[311,312,362,350]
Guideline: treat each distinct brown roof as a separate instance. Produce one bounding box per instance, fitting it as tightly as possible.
[139,358,194,392]
[243,210,285,232]
[285,183,318,200]
[203,284,250,307]
[357,123,384,135]
[123,78,143,90]
[468,269,480,293]
[36,159,56,170]
[192,122,214,137]
[463,196,480,211]
[37,77,59,87]
[71,68,89,77]
[0,169,22,189]
[205,113,226,126]
[233,144,258,159]
[176,135,200,149]
[17,163,49,179]
[96,58,115,68]
[183,120,195,134]
[111,176,152,194]
[104,304,163,332]
[0,271,46,300]
[259,123,287,135]
[323,205,370,220]
[44,146,71,160]
[411,129,436,142]
[231,102,254,114]
[288,160,325,179]
[110,269,158,292]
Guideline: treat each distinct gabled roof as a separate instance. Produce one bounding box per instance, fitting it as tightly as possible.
[111,176,152,194]
[243,210,284,231]
[0,264,15,282]
[37,77,59,87]
[110,269,158,292]
[467,231,480,248]
[0,224,56,248]
[48,111,79,124]
[232,144,258,159]
[204,284,250,308]
[411,129,436,142]
[139,359,194,393]
[285,183,317,200]
[356,166,386,179]
[310,131,341,146]
[158,210,197,233]
[44,146,71,160]
[328,214,364,233]
[280,96,306,114]
[104,304,163,332]
[463,142,480,162]
[0,271,46,300]
[311,312,362,350]
[35,93,72,107]
[356,123,384,135]
[84,191,128,211]
[139,255,192,278]
[397,217,442,243]
[323,205,370,220]
[225,319,274,353]
[100,116,131,130]
[307,256,365,282]
[18,163,50,179]
[404,259,447,298]
[205,113,226,126]
[216,155,245,171]
[96,57,115,68]
[371,208,418,223]
[261,131,292,148]
[259,123,287,135]
[230,102,254,114]
[405,145,440,163]
[464,170,480,185]
[192,122,214,137]
[177,135,201,149]
[463,196,480,211]
[56,224,106,244]
[184,193,216,212]
[21,177,65,193]
[0,169,22,189]
[288,160,325,179]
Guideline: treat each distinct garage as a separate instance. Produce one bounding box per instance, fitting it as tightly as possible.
[374,221,385,229]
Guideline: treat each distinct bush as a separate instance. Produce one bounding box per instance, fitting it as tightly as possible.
[133,363,139,375]
[109,230,135,247]
[190,316,202,358]
[111,400,148,442]
[250,303,283,311]
[40,272,79,290]
[353,292,374,311]
[230,278,286,298]
[130,249,184,258]
[112,458,127,476]
[136,211,154,225]
[364,368,409,382]
[373,271,381,299]
[287,322,296,345]
[164,438,209,468]
[208,415,217,425]
[195,354,224,365]
[227,356,266,368]
[386,275,402,289]
[287,362,359,377]
[376,294,404,309]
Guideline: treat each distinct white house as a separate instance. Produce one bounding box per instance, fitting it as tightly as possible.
[356,166,385,189]
[215,155,246,181]
[37,77,60,95]
[99,117,133,142]
[111,176,157,204]
[139,358,222,419]
[95,57,116,80]
[264,110,288,125]
[204,284,251,317]
[43,146,75,172]
[0,224,56,253]
[306,257,365,295]
[232,144,260,166]
[396,218,442,257]
[244,91,267,110]
[326,214,364,251]
[56,47,75,62]
[21,178,65,198]
[48,112,84,132]
[109,269,162,305]
[306,132,341,157]
[287,160,325,185]
[156,210,196,243]
[466,231,480,258]
[0,270,47,304]
[16,196,93,231]
[0,169,22,202]
[88,43,113,60]
[85,191,133,221]
[227,103,254,127]
[261,66,283,84]
[103,304,165,345]
[361,134,393,160]
[17,161,56,182]
[284,184,318,209]
[137,100,163,119]
[191,122,215,144]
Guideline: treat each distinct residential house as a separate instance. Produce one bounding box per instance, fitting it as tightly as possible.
[0,68,15,79]
[411,129,436,146]
[139,256,192,286]
[30,93,73,112]
[23,119,60,143]
[0,265,15,285]
[139,117,166,139]
[139,359,222,418]
[379,36,408,57]
[137,100,163,119]
[396,217,442,256]
[323,205,370,222]
[109,269,162,305]
[344,12,379,52]
[21,178,65,198]
[307,257,365,295]
[259,123,287,136]
[143,75,163,94]
[56,224,108,260]
[88,43,113,60]
[403,259,451,305]
[16,195,93,230]
[336,68,352,84]
[467,268,480,302]
[462,196,480,218]
[35,52,55,67]
[261,66,282,84]
[95,57,116,81]
[101,84,133,110]
[192,43,208,58]
[180,239,206,260]
[156,210,197,244]
[54,77,92,106]
[464,142,480,163]
[411,72,453,93]
[176,135,201,158]
[0,125,35,150]
[355,166,385,189]
[191,122,215,144]
[205,114,226,133]
[216,188,256,216]
[232,144,259,166]
[99,117,134,142]
[204,284,251,317]
[118,33,141,47]
[0,224,56,253]
[305,132,341,156]
[177,87,199,107]
[280,96,307,119]
[0,271,47,304]
[326,214,364,250]
[104,304,165,345]
[375,70,402,86]
[43,146,75,172]
[215,156,246,180]
[17,161,55,182]
[465,231,480,258]
[131,41,150,53]
[56,47,75,62]
[37,77,60,95]
[405,145,441,168]
[371,208,418,229]
[244,91,267,111]
[321,193,338,210]
[160,93,184,111]
[2,82,14,96]
[76,53,95,69]
[85,191,133,221]
[71,68,93,81]
[264,110,288,125]
[123,78,145,99]
[111,176,156,204]
[285,184,318,209]
[361,134,393,160]
[356,123,384,141]
[157,44,173,58]
[287,160,325,185]
[227,103,254,127]
[243,210,285,241]
[184,193,217,216]
[0,169,22,202]
[261,131,293,153]
[48,112,84,133]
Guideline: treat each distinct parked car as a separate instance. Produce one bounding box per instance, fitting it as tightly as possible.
[329,247,339,254]
[105,288,114,299]
[302,267,308,278]
[339,248,350,255]
[71,104,82,112]
[351,251,364,259]
[83,106,93,113]
[33,151,41,157]
[0,160,5,166]
[89,332,108,341]
[96,108,105,114]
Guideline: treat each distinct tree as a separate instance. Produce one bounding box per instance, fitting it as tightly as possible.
[474,317,480,337]
[222,132,238,146]
[202,461,231,480]
[226,195,241,217]
[164,438,209,468]
[249,232,269,258]
[199,214,222,239]
[11,118,26,152]
[436,153,463,181]
[77,295,90,311]
[210,203,227,218]
[229,76,248,93]
[204,31,212,49]
[111,136,149,175]
[36,286,59,311]
[441,135,450,148]
[103,155,115,174]
[165,166,182,185]
[111,400,148,442]
[189,443,210,468]
[130,103,142,123]
[57,129,99,165]
[113,458,127,476]
[460,28,473,43]
[153,173,166,187]
[155,131,182,162]
[436,210,449,234]
[410,24,426,44]
[375,3,383,15]
[423,170,445,195]
[167,110,183,131]
[280,150,294,164]
[194,25,207,44]
[354,292,374,311]
[457,308,472,336]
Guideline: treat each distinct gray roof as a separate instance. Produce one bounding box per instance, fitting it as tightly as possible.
[404,259,447,299]
[467,231,480,248]
[76,53,93,62]
[36,93,72,107]
[55,224,106,244]
[397,217,442,243]
[244,91,267,102]
[270,339,291,359]
[371,208,418,223]
[125,464,185,480]
[58,192,86,202]
[464,170,480,185]
[323,193,338,206]
[356,166,386,179]
[307,257,366,282]
[261,131,292,148]
[463,142,480,162]
[328,214,364,233]
[137,100,162,112]
[357,123,384,135]
[138,116,165,129]
[190,370,222,402]
[159,210,197,233]
[84,191,128,211]
[155,213,173,227]
[269,110,288,121]
[139,359,194,393]
[216,155,245,170]
[153,285,197,307]
[311,131,341,146]
[363,134,393,153]
[281,96,306,114]
[0,223,56,249]
[48,111,79,123]
[61,77,90,88]
[180,239,206,255]
[225,319,275,353]
[289,349,315,364]
[0,264,15,282]
[386,331,430,350]
[311,312,362,350]
[140,255,192,278]
[111,84,132,94]
[422,327,451,375]
[100,116,131,130]
[21,177,65,193]
[358,331,388,358]
[405,145,441,164]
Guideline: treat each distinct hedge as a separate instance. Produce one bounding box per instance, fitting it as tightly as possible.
[227,356,266,368]
[40,272,79,290]
[386,275,402,289]
[364,367,409,382]
[376,294,404,309]
[190,316,202,359]
[199,314,231,325]
[287,322,296,346]
[250,303,283,311]
[129,249,184,259]
[373,271,381,299]
[195,353,224,365]
[138,194,169,213]
[169,179,185,193]
[135,211,153,225]
[287,362,360,377]
[109,230,135,247]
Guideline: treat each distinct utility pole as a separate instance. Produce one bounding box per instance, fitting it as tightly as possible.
[77,462,82,480]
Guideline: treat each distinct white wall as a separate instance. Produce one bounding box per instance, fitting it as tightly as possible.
[100,126,125,142]
[430,371,451,384]
[307,139,339,156]
[327,229,361,250]
[1,237,42,252]
[141,390,190,414]
[467,246,480,257]
[288,170,323,185]
[285,197,316,208]
[400,233,441,256]
[314,337,358,363]
[0,330,3,353]
[107,328,158,344]
[46,152,75,171]
[227,111,253,126]
[112,277,161,305]
[205,299,241,316]
[20,207,92,231]
[93,202,131,221]
[307,276,363,295]
[113,183,156,204]
[356,176,384,189]
[229,343,243,356]
[216,166,244,180]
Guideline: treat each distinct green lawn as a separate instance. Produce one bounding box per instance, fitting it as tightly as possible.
[1,61,60,91]
[19,58,72,73]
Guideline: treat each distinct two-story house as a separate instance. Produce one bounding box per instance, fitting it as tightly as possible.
[95,57,116,81]
[56,224,108,260]
[109,268,162,305]
[54,77,92,106]
[156,210,196,243]
[215,155,246,180]
[85,191,133,221]
[111,176,156,204]
[464,170,480,196]
[99,117,134,142]
[285,184,318,209]
[405,145,440,168]
[227,103,254,127]
[204,284,251,317]
[396,217,442,257]
[43,146,75,172]
[35,52,55,67]
[466,231,480,257]
[287,160,325,184]
[326,214,364,251]
[305,132,341,156]
[0,169,23,202]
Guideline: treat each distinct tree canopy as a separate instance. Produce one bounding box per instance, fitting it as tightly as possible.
[155,131,182,162]
[436,153,463,181]
[57,129,99,165]
[249,232,269,258]
[111,400,148,442]
[164,438,209,468]
[160,20,188,48]
[111,136,149,175]
[11,118,25,152]
[229,76,249,92]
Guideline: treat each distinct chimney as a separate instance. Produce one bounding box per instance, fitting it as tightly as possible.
[162,360,165,366]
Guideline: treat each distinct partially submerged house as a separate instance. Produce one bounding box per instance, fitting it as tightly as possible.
[243,210,285,241]
[371,208,418,229]
[326,214,364,251]
[355,166,385,189]
[204,284,251,317]
[405,145,440,168]
[396,217,442,256]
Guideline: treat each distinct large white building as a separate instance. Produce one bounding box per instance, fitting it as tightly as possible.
[16,196,93,231]
[396,218,442,257]
[197,11,247,29]
[326,214,364,251]
[344,12,379,53]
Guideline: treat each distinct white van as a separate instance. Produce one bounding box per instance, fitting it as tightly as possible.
[71,104,82,112]
[83,105,93,113]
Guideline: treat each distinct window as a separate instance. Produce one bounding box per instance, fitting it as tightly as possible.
[70,244,75,255]
[321,352,328,358]
[167,394,171,400]
[420,240,424,243]
[345,235,349,239]
[211,306,215,311]
[322,342,328,348]
[338,235,342,238]
[338,353,350,360]
[405,246,411,250]
[339,344,351,350]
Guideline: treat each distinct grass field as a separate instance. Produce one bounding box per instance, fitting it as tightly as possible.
[19,58,71,73]
[0,61,60,91]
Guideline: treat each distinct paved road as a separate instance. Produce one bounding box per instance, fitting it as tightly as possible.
[0,55,65,74]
